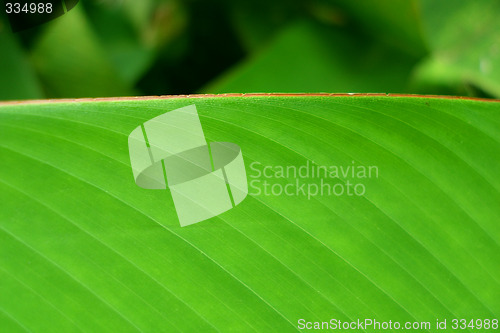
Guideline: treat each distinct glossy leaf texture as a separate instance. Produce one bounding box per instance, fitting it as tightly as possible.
[0,95,499,332]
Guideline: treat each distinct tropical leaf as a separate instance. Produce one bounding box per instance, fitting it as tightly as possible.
[225,0,303,52]
[0,95,499,332]
[30,6,133,98]
[0,29,43,100]
[203,21,418,94]
[325,0,426,57]
[415,0,500,97]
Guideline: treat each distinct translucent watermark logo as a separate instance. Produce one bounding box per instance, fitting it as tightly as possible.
[128,105,248,227]
[249,160,378,199]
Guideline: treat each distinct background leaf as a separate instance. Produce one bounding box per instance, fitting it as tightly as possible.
[1,0,500,100]
[0,29,43,100]
[321,0,426,57]
[30,6,133,98]
[203,21,419,93]
[415,0,500,97]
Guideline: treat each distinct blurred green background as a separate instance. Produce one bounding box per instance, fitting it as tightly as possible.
[1,0,500,101]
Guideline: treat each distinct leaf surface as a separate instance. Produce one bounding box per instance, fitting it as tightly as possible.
[0,95,499,332]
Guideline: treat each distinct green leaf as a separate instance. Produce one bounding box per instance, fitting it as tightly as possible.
[325,0,426,57]
[203,21,418,94]
[415,0,500,97]
[0,29,43,100]
[1,95,499,332]
[226,0,303,52]
[81,2,155,85]
[30,6,133,98]
[81,0,186,85]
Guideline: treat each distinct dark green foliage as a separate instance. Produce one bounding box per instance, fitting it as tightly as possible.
[0,0,499,100]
